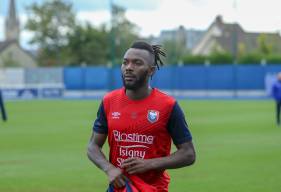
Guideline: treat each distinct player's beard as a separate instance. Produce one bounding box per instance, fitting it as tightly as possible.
[122,71,149,91]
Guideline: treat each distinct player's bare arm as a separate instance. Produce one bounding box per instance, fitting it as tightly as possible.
[87,132,127,188]
[122,140,195,174]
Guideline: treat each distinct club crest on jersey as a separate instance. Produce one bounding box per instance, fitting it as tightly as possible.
[112,112,121,119]
[147,110,159,123]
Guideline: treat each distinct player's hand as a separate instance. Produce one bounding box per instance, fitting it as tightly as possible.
[121,158,153,174]
[106,166,127,188]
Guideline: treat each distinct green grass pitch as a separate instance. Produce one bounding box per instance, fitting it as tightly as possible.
[0,99,281,192]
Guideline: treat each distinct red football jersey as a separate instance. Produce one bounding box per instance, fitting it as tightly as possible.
[102,88,176,191]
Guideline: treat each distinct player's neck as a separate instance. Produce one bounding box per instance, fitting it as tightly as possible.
[125,85,152,100]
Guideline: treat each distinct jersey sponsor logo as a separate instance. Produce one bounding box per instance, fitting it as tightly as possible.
[118,145,146,159]
[113,130,155,166]
[147,110,159,123]
[112,112,121,119]
[113,130,154,144]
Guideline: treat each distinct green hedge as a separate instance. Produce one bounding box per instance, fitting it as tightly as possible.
[181,52,281,65]
[237,53,263,64]
[266,54,281,64]
[181,52,233,65]
[208,52,233,64]
[181,55,207,65]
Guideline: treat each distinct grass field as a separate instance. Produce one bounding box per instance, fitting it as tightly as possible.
[0,99,281,192]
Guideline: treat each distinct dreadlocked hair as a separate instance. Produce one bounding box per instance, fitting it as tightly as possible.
[131,41,166,70]
[151,44,166,70]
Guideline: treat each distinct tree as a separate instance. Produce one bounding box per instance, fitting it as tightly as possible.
[110,4,139,65]
[257,34,273,56]
[65,23,109,65]
[163,39,188,65]
[25,0,75,66]
[237,42,246,59]
[162,40,178,64]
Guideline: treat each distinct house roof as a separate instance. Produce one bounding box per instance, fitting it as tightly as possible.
[206,15,281,54]
[0,40,36,60]
[213,23,245,54]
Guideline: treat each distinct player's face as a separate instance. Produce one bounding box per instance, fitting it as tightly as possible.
[121,48,155,90]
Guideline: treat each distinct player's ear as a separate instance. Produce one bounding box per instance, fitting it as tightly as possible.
[150,65,156,76]
[149,66,156,79]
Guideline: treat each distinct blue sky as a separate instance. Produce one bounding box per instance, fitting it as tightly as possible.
[1,0,281,49]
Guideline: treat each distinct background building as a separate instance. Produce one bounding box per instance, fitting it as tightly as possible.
[192,15,281,57]
[0,0,36,68]
[153,25,205,51]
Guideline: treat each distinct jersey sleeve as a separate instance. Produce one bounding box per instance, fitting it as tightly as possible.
[93,101,108,134]
[167,102,192,145]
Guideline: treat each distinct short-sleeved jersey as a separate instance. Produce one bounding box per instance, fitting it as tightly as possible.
[93,88,192,191]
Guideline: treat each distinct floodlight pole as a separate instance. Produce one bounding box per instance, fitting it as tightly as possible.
[232,0,238,64]
[110,0,116,66]
[232,0,238,98]
[108,0,116,90]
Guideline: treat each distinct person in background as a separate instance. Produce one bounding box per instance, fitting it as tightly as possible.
[0,90,7,122]
[271,72,281,126]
